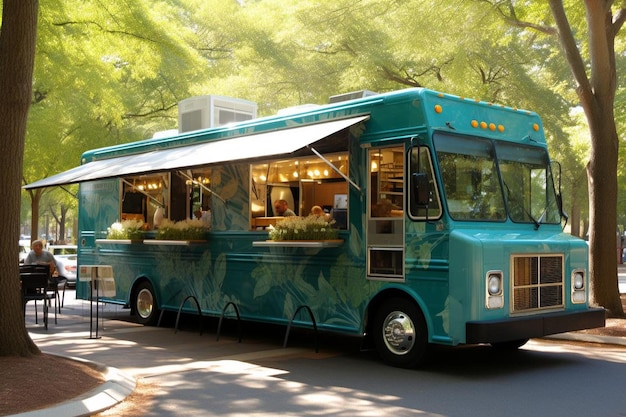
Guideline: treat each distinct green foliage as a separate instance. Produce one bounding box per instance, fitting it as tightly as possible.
[22,0,626,242]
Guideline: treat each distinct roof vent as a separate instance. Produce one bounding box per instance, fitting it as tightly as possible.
[328,90,378,104]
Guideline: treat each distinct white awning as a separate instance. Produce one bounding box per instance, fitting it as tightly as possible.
[24,115,369,189]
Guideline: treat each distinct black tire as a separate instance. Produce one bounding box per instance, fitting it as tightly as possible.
[373,297,429,368]
[490,338,529,351]
[134,281,159,325]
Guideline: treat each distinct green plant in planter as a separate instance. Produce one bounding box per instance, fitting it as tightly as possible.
[156,218,208,240]
[107,219,145,240]
[268,215,338,241]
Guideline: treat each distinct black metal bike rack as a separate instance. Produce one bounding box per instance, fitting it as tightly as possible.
[216,301,242,342]
[174,295,203,335]
[283,305,318,353]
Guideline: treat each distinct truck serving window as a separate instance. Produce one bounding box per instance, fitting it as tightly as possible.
[249,153,349,230]
[120,173,170,227]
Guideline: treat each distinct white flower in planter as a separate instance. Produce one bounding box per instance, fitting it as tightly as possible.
[268,215,338,241]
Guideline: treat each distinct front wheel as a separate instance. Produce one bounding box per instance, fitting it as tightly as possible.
[134,281,159,325]
[373,297,429,368]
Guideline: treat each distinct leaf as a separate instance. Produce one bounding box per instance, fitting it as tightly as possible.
[253,274,272,299]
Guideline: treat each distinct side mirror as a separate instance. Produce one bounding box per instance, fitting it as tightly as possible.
[557,192,569,228]
[412,172,430,207]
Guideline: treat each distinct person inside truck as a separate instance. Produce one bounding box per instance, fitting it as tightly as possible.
[194,204,212,228]
[274,199,295,217]
[310,205,331,221]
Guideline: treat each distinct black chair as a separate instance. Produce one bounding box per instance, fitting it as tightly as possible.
[20,263,65,314]
[49,276,67,312]
[21,272,56,329]
[57,277,68,309]
[20,264,58,328]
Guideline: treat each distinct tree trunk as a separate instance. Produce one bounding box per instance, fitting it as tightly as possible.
[548,0,625,317]
[0,0,40,356]
[580,0,624,317]
[586,108,624,316]
[28,189,42,242]
[51,203,69,243]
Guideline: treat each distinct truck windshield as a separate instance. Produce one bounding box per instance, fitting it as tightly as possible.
[496,141,561,226]
[434,133,560,225]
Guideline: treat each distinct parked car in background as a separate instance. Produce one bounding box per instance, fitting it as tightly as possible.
[48,245,77,286]
[18,239,30,263]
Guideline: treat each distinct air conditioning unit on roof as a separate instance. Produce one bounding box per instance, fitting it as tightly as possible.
[178,95,258,133]
[328,90,378,104]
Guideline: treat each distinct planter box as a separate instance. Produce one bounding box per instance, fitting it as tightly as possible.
[252,239,343,248]
[143,240,208,246]
[96,239,143,245]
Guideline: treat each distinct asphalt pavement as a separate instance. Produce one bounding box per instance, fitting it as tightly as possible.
[13,271,626,417]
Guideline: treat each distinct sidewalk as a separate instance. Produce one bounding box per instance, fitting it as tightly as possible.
[16,290,310,416]
[15,287,626,417]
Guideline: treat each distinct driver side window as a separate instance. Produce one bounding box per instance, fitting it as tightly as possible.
[408,146,441,220]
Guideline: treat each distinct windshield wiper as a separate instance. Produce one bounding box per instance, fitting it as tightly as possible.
[535,209,547,228]
[504,182,540,230]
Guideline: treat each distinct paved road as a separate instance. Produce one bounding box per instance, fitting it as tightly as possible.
[28,289,626,417]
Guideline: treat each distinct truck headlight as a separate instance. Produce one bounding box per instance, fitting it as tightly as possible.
[573,271,584,290]
[571,269,586,304]
[486,271,504,309]
[488,273,502,295]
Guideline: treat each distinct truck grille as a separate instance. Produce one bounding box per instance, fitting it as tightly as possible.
[511,255,563,313]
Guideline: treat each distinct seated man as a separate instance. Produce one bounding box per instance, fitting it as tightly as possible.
[24,239,58,276]
[274,199,295,216]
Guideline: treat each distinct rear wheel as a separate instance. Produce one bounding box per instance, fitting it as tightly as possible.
[373,297,429,368]
[134,281,159,325]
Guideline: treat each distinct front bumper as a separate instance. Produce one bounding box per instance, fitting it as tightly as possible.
[465,308,606,344]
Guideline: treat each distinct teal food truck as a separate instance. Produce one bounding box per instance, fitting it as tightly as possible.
[26,88,604,367]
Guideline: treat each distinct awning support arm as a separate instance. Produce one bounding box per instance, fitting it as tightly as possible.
[177,171,227,205]
[307,146,361,193]
[60,185,78,199]
[121,179,165,207]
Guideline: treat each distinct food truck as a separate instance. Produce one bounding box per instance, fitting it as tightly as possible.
[25,88,604,367]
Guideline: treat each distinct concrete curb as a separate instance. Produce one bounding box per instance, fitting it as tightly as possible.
[9,353,136,417]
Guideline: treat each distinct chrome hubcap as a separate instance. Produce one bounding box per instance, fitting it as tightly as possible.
[137,288,154,319]
[382,310,416,355]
